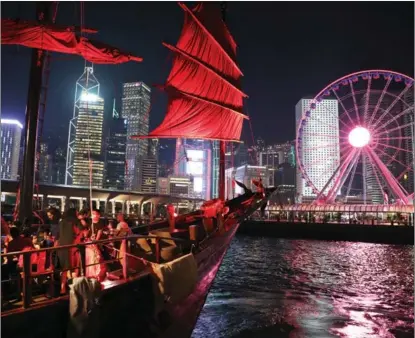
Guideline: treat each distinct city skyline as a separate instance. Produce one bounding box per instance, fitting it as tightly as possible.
[2,66,412,206]
[1,2,413,204]
[2,2,413,147]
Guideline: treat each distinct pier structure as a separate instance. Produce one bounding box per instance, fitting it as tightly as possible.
[264,203,414,225]
[1,179,203,218]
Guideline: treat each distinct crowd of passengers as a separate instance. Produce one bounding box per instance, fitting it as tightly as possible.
[1,207,132,296]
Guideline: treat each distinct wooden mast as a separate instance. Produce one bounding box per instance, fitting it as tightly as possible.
[19,2,52,223]
[218,2,227,201]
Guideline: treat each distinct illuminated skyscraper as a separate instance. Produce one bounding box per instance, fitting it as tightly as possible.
[1,119,22,180]
[66,66,105,188]
[139,139,159,193]
[211,141,220,198]
[52,146,66,185]
[38,142,52,184]
[122,82,151,191]
[104,117,127,190]
[362,92,404,203]
[259,141,295,187]
[140,158,158,193]
[175,138,212,200]
[295,98,340,202]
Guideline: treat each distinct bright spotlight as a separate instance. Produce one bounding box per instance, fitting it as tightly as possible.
[80,92,99,102]
[1,119,23,129]
[348,127,370,148]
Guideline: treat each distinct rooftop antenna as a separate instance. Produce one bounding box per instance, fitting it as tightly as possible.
[112,98,119,118]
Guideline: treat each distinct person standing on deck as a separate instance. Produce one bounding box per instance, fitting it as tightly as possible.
[55,208,82,295]
[78,209,91,239]
[46,207,61,241]
[167,204,176,232]
[90,209,111,262]
[113,213,131,268]
[115,213,131,237]
[90,209,106,241]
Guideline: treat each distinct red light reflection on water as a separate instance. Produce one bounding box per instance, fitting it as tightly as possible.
[282,240,414,337]
[193,237,413,338]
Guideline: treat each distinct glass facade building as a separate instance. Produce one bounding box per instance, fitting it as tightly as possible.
[66,66,105,188]
[295,98,340,202]
[104,118,127,190]
[123,82,151,191]
[175,138,212,200]
[1,119,22,180]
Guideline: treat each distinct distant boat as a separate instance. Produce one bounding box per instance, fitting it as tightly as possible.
[1,2,276,337]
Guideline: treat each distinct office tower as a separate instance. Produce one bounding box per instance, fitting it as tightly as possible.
[259,141,296,187]
[211,140,220,198]
[66,66,105,188]
[295,98,340,202]
[123,82,151,191]
[104,117,127,190]
[158,161,173,178]
[175,138,212,200]
[148,138,159,159]
[138,139,159,193]
[168,176,192,197]
[1,119,22,180]
[140,158,158,193]
[402,90,414,195]
[157,177,169,194]
[52,146,66,185]
[234,143,249,167]
[362,92,404,203]
[38,142,52,184]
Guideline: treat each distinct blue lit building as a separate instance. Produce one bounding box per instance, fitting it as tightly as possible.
[1,119,22,180]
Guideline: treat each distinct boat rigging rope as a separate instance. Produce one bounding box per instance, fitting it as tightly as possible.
[79,1,94,222]
[231,142,235,198]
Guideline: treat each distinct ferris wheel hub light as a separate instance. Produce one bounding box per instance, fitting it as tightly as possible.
[349,127,370,148]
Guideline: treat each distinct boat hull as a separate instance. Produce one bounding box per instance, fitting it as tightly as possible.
[160,223,240,337]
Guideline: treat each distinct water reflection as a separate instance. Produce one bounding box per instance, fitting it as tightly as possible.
[192,236,414,338]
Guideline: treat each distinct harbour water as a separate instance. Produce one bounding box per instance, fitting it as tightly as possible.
[192,235,414,338]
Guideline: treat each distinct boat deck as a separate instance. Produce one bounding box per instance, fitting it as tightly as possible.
[2,266,152,316]
[2,194,267,319]
[1,233,187,316]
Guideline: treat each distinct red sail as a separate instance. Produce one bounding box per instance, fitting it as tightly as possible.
[1,19,142,64]
[134,2,248,142]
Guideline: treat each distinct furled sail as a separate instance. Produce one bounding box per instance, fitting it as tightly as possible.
[1,19,143,64]
[134,2,248,142]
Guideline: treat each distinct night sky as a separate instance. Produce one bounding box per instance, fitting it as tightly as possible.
[1,1,414,152]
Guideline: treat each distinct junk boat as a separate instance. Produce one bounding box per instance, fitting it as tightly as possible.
[1,2,276,337]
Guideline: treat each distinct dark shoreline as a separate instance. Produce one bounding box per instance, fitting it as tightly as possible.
[239,221,414,245]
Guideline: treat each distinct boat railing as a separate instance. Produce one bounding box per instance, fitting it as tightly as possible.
[1,234,190,312]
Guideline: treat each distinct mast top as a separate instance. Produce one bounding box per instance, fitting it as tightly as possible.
[221,2,227,22]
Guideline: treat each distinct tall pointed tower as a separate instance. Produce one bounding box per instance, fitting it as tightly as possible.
[65,66,105,188]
